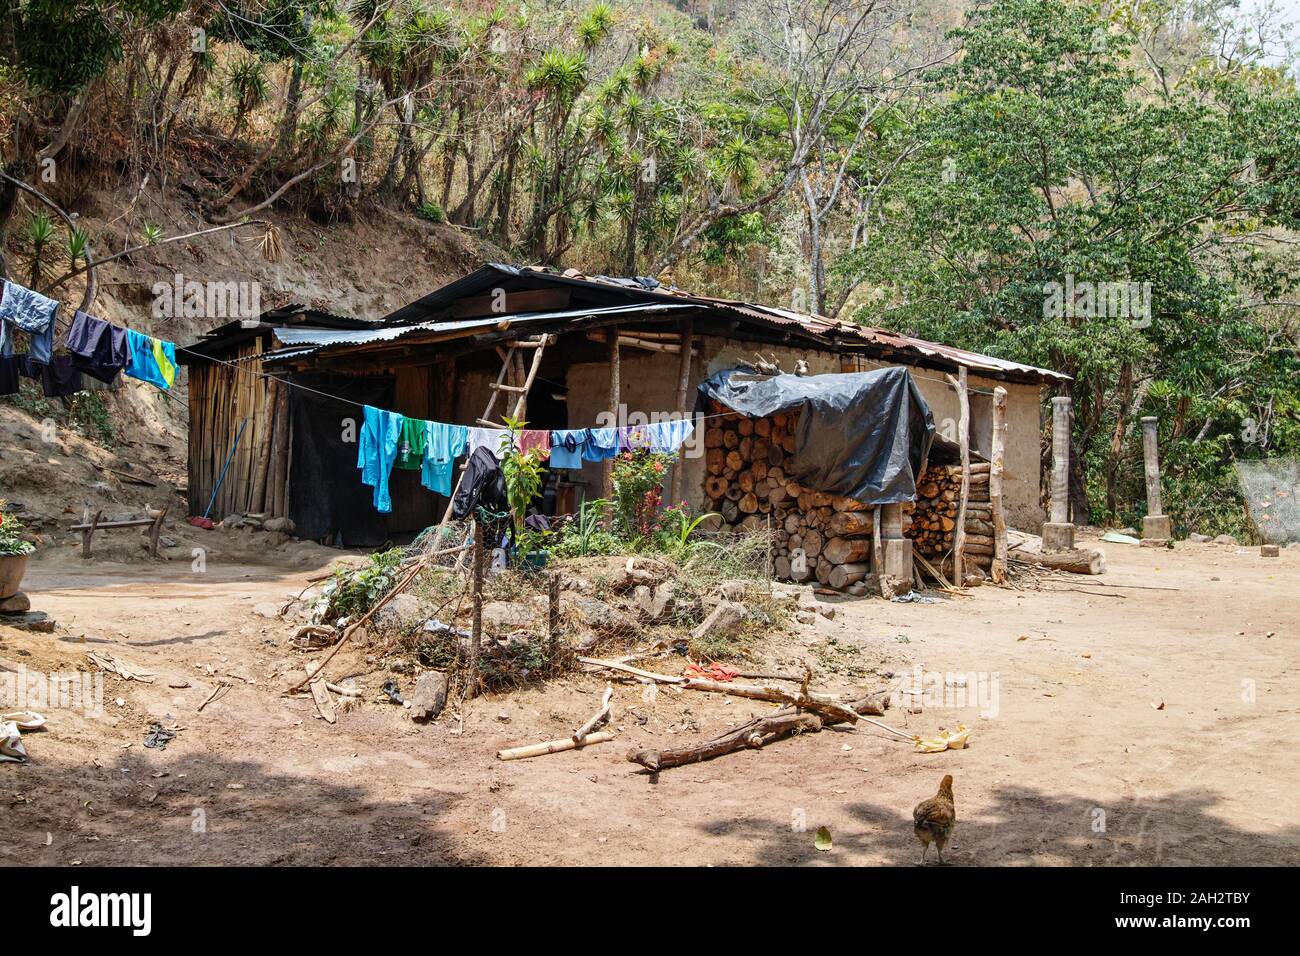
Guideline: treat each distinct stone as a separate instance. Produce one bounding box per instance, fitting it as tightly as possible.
[1188,532,1211,543]
[0,610,54,632]
[1141,514,1172,541]
[1042,522,1075,552]
[690,600,747,642]
[714,580,748,601]
[409,671,449,722]
[882,538,913,595]
[481,601,534,629]
[1261,544,1280,557]
[263,517,296,534]
[632,582,674,622]
[1213,534,1238,546]
[1140,537,1172,549]
[794,610,816,626]
[370,593,425,632]
[570,597,636,637]
[0,591,31,613]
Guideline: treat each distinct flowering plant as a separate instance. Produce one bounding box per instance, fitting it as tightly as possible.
[610,451,673,537]
[0,505,35,556]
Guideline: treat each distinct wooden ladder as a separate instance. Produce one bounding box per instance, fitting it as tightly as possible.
[430,333,552,563]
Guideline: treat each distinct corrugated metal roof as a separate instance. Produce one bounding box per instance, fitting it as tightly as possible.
[436,264,1070,384]
[266,301,693,361]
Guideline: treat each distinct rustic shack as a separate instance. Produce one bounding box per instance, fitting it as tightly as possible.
[180,264,1068,561]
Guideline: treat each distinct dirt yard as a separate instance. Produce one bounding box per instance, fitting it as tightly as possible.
[2,533,1297,867]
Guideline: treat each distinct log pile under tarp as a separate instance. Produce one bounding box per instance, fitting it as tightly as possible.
[905,461,993,574]
[701,402,874,591]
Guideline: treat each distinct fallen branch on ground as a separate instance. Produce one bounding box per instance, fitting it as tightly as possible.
[627,690,890,772]
[577,656,859,723]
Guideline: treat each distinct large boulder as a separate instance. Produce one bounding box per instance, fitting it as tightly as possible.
[569,597,637,638]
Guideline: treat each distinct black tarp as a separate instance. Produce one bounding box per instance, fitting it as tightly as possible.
[289,373,394,546]
[695,365,935,505]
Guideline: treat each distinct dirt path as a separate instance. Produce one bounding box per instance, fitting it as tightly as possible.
[2,537,1297,866]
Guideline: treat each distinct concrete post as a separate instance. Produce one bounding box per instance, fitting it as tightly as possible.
[1140,416,1172,541]
[880,502,912,595]
[1042,395,1075,552]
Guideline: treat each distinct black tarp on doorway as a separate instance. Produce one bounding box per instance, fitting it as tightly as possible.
[288,373,394,547]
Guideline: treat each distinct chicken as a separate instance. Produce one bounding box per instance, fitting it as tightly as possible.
[912,774,956,865]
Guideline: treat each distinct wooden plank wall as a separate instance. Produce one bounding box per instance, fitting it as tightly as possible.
[187,339,291,521]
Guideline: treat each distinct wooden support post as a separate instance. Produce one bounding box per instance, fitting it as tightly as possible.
[668,318,693,507]
[1140,416,1172,541]
[548,570,560,663]
[945,367,971,584]
[602,326,621,502]
[468,522,485,697]
[81,509,102,559]
[990,386,1009,584]
[1043,395,1075,552]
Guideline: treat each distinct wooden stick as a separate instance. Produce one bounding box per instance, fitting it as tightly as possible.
[945,367,971,585]
[669,318,694,507]
[572,685,614,744]
[467,522,485,697]
[990,385,1009,584]
[497,731,615,761]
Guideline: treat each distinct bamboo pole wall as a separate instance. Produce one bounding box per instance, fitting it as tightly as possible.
[187,340,291,521]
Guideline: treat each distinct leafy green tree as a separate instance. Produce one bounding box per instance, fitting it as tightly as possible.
[842,0,1300,529]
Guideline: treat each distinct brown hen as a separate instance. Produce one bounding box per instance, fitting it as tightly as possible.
[912,774,956,865]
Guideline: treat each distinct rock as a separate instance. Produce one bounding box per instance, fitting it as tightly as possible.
[220,513,244,529]
[0,591,31,613]
[253,602,282,619]
[158,535,179,548]
[370,593,425,632]
[690,600,746,642]
[846,582,869,597]
[632,581,675,622]
[409,671,449,722]
[263,517,296,534]
[1213,534,1238,546]
[1188,532,1211,543]
[1261,544,1280,557]
[481,601,534,629]
[0,611,55,632]
[714,580,748,601]
[794,610,816,626]
[570,597,637,637]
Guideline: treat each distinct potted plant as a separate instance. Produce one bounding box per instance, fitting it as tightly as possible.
[0,504,35,600]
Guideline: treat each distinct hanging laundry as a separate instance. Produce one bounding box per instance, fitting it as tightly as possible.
[124,329,177,389]
[357,405,404,513]
[394,416,427,470]
[18,354,83,398]
[583,427,621,462]
[549,428,589,469]
[421,421,468,496]
[621,424,653,452]
[518,429,551,459]
[0,280,58,365]
[646,417,695,454]
[0,355,19,396]
[66,311,129,384]
[466,426,510,460]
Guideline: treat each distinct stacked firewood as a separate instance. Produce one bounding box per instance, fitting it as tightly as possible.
[905,461,993,571]
[702,405,875,590]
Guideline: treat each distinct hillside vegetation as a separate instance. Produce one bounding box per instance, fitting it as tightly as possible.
[1,0,1298,536]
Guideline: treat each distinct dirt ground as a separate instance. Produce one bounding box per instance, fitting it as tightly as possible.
[2,532,1297,867]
